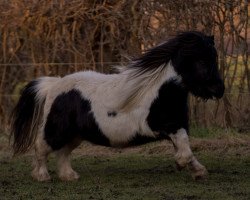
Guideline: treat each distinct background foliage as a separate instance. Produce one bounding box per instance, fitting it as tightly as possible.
[0,0,249,132]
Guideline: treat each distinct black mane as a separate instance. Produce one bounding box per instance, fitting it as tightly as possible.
[130,31,214,75]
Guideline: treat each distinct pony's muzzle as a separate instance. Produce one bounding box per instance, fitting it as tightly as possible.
[209,82,225,99]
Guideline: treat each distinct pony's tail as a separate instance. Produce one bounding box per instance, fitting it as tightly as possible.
[10,77,57,156]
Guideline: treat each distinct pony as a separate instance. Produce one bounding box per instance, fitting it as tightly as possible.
[10,31,225,181]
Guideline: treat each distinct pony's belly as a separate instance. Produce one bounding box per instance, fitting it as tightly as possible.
[92,109,156,145]
[96,115,141,144]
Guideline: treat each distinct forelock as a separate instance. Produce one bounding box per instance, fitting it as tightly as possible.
[176,32,215,56]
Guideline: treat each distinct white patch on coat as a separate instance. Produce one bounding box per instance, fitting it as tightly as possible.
[35,77,60,101]
[35,62,181,146]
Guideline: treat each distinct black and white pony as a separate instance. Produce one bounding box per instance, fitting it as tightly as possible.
[10,31,224,181]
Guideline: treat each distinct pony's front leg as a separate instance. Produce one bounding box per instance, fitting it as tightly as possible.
[169,128,207,179]
[169,128,193,169]
[188,156,207,180]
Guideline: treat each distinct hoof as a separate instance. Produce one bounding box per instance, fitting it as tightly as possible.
[191,167,208,180]
[32,169,51,182]
[174,152,193,171]
[175,161,186,171]
[59,170,80,181]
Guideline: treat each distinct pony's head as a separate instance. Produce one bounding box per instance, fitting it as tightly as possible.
[171,31,225,99]
[129,31,224,100]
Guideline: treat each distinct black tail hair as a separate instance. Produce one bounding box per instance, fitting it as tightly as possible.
[10,80,45,155]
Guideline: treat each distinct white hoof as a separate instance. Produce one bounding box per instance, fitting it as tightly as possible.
[188,157,208,180]
[32,168,51,182]
[191,166,208,180]
[175,152,193,170]
[59,170,80,181]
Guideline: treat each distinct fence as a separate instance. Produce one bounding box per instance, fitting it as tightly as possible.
[0,63,249,133]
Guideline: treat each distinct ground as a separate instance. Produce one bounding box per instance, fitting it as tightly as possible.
[0,128,250,200]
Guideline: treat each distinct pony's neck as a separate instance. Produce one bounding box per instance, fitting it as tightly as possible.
[116,62,181,111]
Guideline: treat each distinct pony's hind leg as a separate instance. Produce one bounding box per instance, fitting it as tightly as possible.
[56,138,81,181]
[32,133,52,181]
[169,128,207,179]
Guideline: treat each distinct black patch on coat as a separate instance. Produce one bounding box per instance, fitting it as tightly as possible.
[107,111,117,117]
[147,80,189,135]
[128,131,170,146]
[44,89,110,150]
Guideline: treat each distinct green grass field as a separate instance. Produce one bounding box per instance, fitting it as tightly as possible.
[0,129,250,200]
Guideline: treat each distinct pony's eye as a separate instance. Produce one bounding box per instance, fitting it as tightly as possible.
[195,60,206,69]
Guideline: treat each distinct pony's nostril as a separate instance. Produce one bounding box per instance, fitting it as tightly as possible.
[210,83,225,98]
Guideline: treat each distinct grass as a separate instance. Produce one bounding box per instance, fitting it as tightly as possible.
[0,128,250,200]
[190,126,241,138]
[0,152,250,199]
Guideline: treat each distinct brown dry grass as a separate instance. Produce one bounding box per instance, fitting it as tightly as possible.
[70,132,250,157]
[1,130,250,159]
